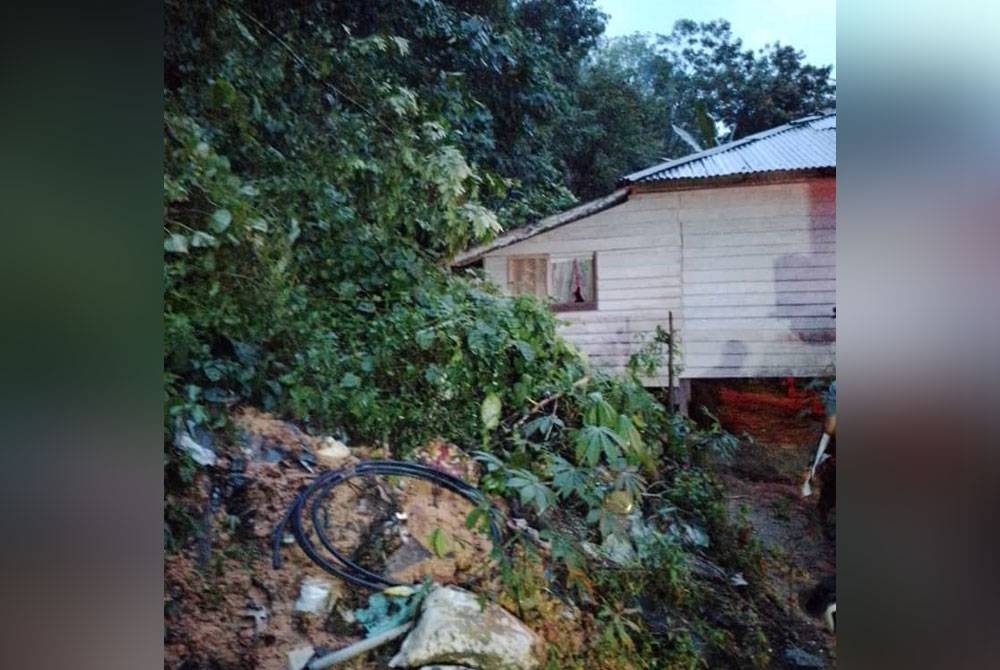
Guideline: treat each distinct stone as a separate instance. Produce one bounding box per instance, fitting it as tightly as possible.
[174,418,218,466]
[388,586,541,670]
[293,576,335,615]
[287,645,315,670]
[784,646,825,668]
[315,437,351,468]
[600,534,635,565]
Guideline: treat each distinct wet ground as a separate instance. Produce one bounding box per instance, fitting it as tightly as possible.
[707,380,837,668]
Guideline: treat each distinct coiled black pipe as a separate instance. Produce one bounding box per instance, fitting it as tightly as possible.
[272,460,503,589]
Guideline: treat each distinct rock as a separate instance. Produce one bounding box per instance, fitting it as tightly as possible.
[388,585,541,670]
[686,555,728,583]
[294,576,335,615]
[287,645,315,670]
[784,646,825,668]
[383,538,435,582]
[601,534,635,565]
[729,572,749,587]
[174,418,218,466]
[669,521,709,548]
[316,437,351,468]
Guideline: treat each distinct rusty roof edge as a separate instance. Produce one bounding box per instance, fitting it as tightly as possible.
[450,188,631,267]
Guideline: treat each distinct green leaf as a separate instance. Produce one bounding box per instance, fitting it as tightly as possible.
[210,209,232,232]
[575,424,624,466]
[340,372,361,388]
[164,234,189,254]
[233,16,258,45]
[480,392,501,431]
[513,339,535,362]
[415,328,435,349]
[203,363,223,382]
[465,506,488,532]
[190,231,217,248]
[427,527,449,558]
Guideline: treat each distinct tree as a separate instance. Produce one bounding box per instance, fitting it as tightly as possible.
[659,19,836,143]
[559,20,836,199]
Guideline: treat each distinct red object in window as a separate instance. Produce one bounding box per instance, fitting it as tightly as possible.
[570,258,584,302]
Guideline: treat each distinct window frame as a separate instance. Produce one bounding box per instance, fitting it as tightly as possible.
[506,254,549,298]
[507,252,598,312]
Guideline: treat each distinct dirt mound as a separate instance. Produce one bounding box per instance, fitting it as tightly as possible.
[164,409,499,670]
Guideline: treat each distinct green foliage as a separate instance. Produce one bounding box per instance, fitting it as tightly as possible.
[163,4,803,667]
[427,527,451,558]
[627,324,679,379]
[165,0,602,445]
[564,22,836,199]
[690,407,740,461]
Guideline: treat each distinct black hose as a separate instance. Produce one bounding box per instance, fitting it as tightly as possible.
[272,460,503,589]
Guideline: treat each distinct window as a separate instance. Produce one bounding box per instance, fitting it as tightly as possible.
[508,255,548,298]
[508,253,597,311]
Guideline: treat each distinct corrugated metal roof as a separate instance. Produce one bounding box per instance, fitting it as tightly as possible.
[621,112,836,184]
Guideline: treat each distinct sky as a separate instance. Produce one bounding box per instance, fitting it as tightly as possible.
[595,0,836,73]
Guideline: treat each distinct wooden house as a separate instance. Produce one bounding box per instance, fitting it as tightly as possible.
[452,113,836,403]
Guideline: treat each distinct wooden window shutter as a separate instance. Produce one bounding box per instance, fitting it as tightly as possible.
[508,256,548,297]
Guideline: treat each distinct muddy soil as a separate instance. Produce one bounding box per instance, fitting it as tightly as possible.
[164,410,500,670]
[707,380,837,669]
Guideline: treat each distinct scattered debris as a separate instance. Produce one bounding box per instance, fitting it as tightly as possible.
[308,623,414,670]
[316,437,352,469]
[243,605,270,633]
[288,645,315,670]
[670,521,710,548]
[600,533,635,565]
[174,417,218,466]
[686,554,729,583]
[274,460,500,589]
[410,439,480,484]
[294,576,336,615]
[388,585,542,670]
[729,572,749,587]
[506,517,549,550]
[355,587,428,636]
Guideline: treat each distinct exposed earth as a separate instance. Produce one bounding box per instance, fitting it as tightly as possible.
[165,380,836,670]
[698,379,837,668]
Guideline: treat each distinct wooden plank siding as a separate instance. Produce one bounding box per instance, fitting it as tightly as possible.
[679,178,835,378]
[480,192,682,386]
[478,178,835,384]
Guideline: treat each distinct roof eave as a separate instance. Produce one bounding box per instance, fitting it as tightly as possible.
[450,187,630,267]
[625,167,835,193]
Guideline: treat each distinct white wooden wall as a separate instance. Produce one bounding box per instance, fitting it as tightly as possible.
[679,179,835,378]
[480,178,836,384]
[482,192,683,385]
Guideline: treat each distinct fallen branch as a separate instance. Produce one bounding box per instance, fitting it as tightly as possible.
[507,376,590,429]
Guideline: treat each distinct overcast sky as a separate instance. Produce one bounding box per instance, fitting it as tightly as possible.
[595,0,836,73]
